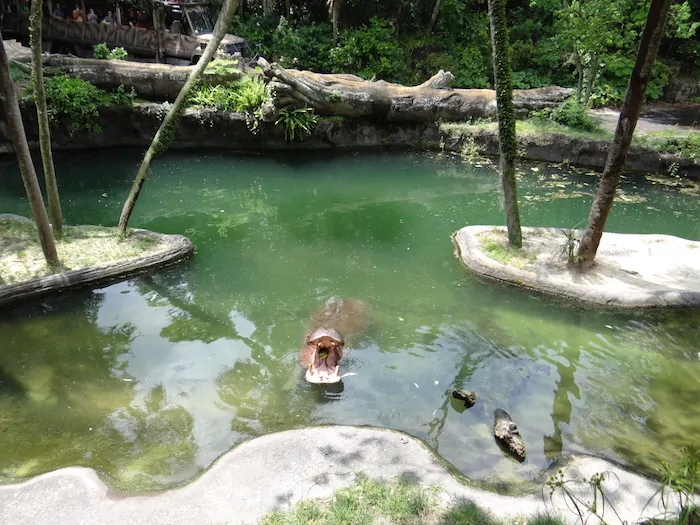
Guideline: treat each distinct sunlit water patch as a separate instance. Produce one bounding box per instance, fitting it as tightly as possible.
[0,149,699,491]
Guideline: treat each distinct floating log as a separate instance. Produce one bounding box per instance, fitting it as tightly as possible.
[451,389,477,408]
[493,408,526,461]
[258,57,574,123]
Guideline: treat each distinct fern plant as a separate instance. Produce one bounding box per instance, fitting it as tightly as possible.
[275,106,319,141]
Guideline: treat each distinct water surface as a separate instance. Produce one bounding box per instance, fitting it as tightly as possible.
[1,149,699,491]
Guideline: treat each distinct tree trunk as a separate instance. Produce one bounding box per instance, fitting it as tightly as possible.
[117,0,241,235]
[576,0,672,268]
[487,0,523,248]
[30,0,63,238]
[426,0,443,36]
[327,0,343,43]
[583,51,599,107]
[258,59,574,123]
[574,48,584,103]
[284,0,290,18]
[0,31,59,267]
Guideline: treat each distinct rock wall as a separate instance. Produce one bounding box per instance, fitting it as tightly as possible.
[2,102,698,178]
[663,76,700,104]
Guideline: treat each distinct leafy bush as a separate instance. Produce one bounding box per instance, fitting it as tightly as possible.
[93,43,128,60]
[38,75,134,135]
[329,17,409,82]
[272,18,334,72]
[532,98,603,133]
[275,106,318,141]
[588,56,673,107]
[187,75,268,114]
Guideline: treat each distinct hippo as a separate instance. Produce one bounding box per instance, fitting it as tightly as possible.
[300,297,368,384]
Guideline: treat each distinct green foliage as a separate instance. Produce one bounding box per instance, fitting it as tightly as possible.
[93,43,128,60]
[9,63,29,83]
[275,107,318,141]
[643,132,700,164]
[226,0,699,100]
[532,98,603,133]
[37,75,134,135]
[203,58,241,76]
[187,75,268,114]
[330,17,409,82]
[588,57,672,107]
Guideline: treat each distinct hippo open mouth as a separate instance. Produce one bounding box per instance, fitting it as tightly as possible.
[304,329,344,384]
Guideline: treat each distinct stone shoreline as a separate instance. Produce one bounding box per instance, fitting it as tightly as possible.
[0,214,194,308]
[453,225,700,309]
[1,102,698,178]
[0,426,677,525]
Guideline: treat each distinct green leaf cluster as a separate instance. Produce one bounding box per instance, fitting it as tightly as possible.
[275,107,319,141]
[30,75,135,135]
[92,42,128,60]
[187,75,269,114]
[531,98,603,133]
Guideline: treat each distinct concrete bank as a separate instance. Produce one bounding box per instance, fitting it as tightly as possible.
[2,103,698,178]
[0,426,674,525]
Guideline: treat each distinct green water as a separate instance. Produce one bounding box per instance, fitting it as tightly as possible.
[1,148,699,491]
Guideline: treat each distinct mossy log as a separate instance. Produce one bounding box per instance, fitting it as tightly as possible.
[258,57,574,123]
[12,55,242,101]
[493,408,526,461]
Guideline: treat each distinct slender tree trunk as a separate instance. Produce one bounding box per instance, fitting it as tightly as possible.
[327,0,343,43]
[117,0,240,235]
[284,0,290,18]
[583,51,599,106]
[576,0,672,268]
[487,0,523,248]
[426,0,443,36]
[30,0,63,238]
[574,48,584,103]
[0,30,59,267]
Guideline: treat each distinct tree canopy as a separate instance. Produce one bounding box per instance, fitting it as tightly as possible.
[229,0,699,105]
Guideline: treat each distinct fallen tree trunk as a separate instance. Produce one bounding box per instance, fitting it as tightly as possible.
[12,55,242,101]
[258,57,574,123]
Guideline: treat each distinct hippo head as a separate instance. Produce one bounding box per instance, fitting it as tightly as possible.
[304,327,345,384]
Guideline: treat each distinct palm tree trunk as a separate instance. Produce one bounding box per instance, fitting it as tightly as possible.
[583,51,599,107]
[487,0,523,248]
[576,0,673,268]
[0,30,59,267]
[426,0,443,36]
[117,0,240,235]
[30,0,63,238]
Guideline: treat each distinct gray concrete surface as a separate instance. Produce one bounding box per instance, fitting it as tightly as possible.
[0,426,673,525]
[453,225,700,308]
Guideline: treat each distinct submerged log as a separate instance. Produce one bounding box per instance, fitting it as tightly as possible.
[451,389,478,408]
[493,408,526,461]
[258,57,574,123]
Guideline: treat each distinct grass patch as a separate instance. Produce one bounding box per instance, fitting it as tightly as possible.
[256,474,573,525]
[439,120,611,142]
[632,131,700,163]
[0,217,162,284]
[478,230,537,270]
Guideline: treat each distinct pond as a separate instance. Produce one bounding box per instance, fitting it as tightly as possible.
[0,148,699,492]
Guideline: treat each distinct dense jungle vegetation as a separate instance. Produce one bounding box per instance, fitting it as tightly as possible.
[227,0,700,107]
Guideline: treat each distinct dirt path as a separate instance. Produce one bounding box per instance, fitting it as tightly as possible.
[593,103,700,135]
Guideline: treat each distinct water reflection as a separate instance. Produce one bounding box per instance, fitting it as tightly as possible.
[1,149,699,491]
